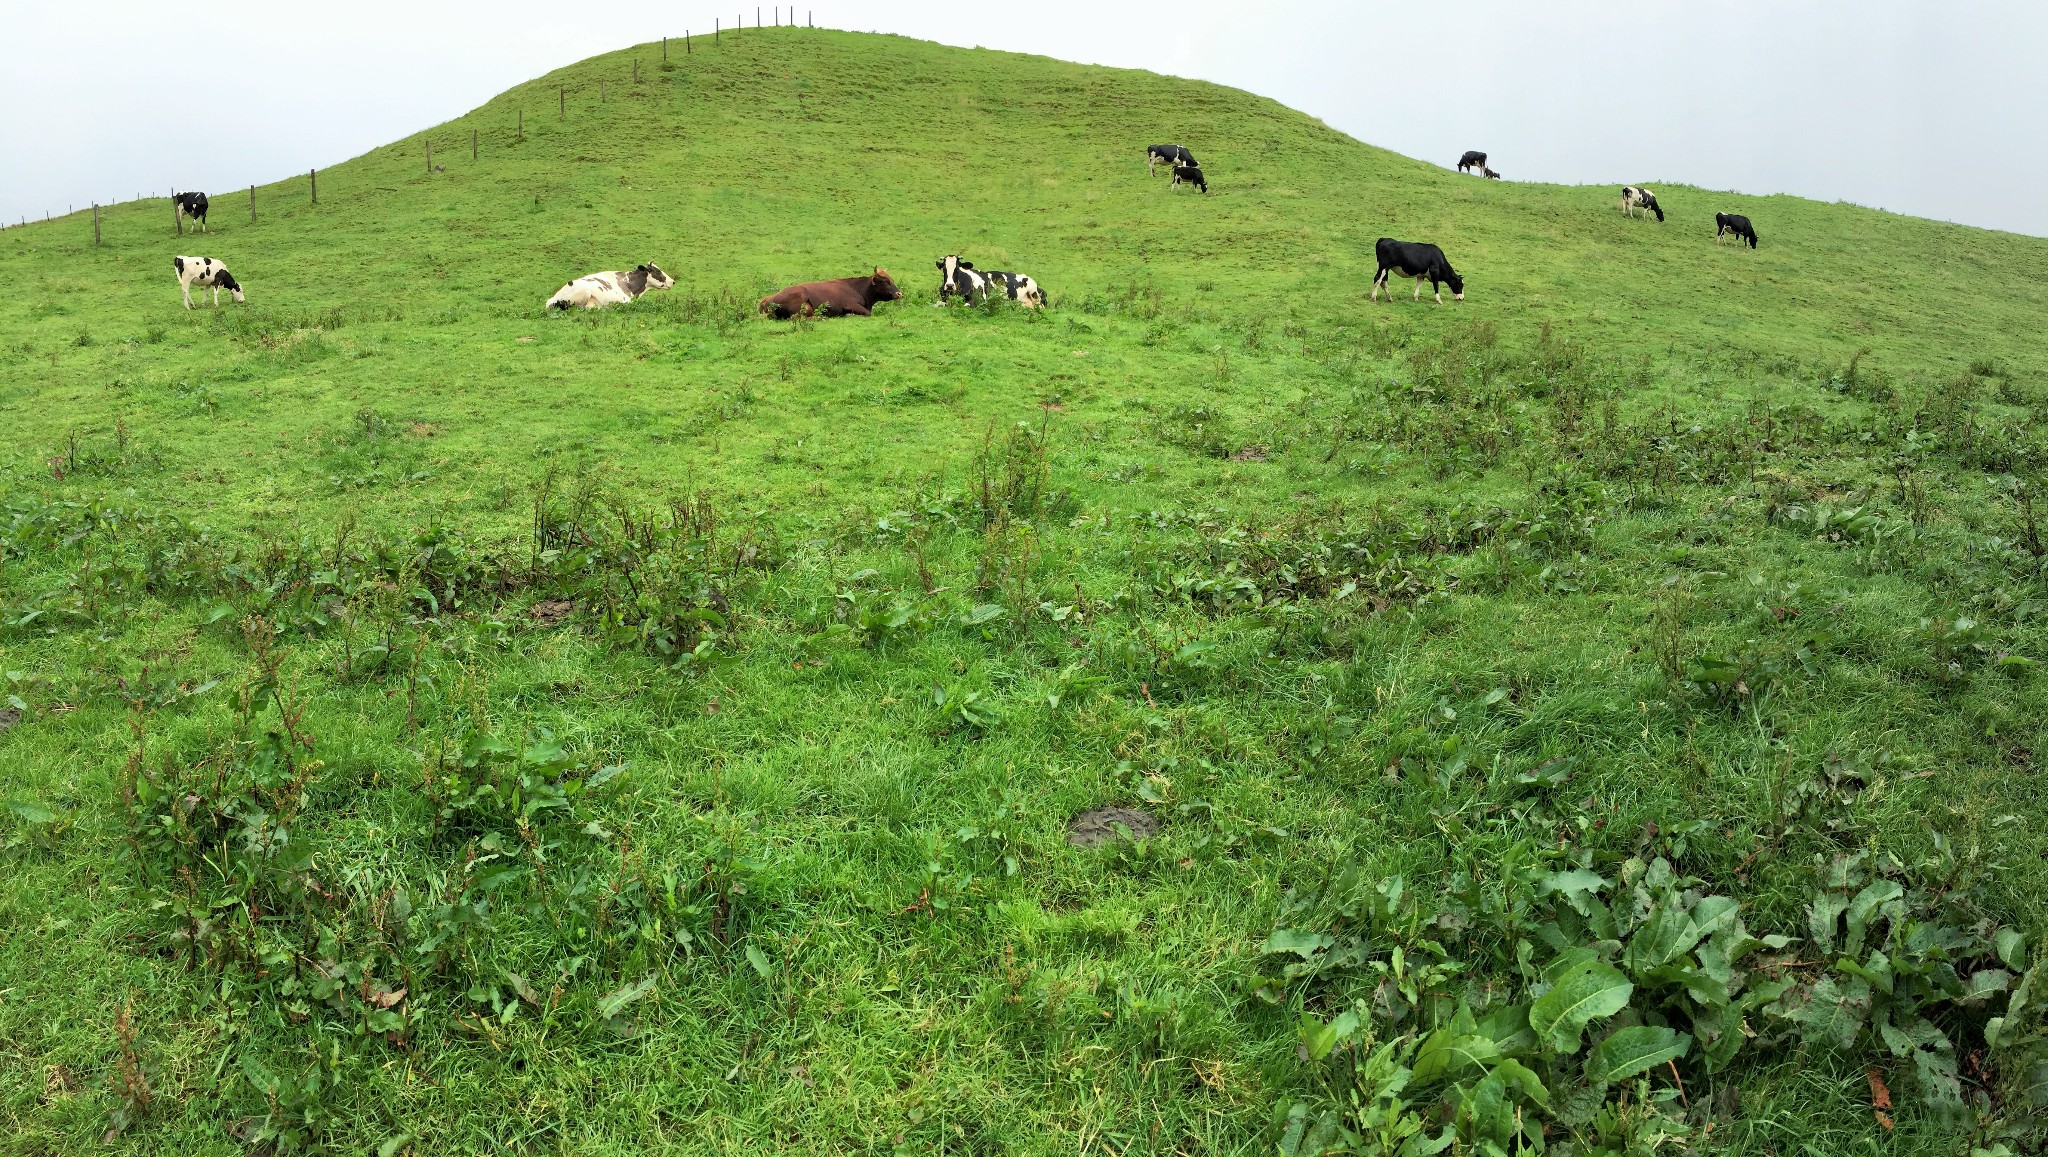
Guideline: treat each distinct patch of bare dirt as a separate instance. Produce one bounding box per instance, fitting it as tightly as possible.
[528,599,576,627]
[1067,807,1158,848]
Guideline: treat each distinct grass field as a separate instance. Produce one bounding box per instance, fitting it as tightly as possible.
[3,26,2048,1156]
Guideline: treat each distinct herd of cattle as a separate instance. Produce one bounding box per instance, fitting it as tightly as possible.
[164,143,1762,316]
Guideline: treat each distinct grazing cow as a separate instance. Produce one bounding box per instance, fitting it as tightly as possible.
[759,268,904,319]
[1457,150,1488,174]
[1371,238,1464,305]
[1171,165,1209,194]
[172,192,209,233]
[172,256,243,309]
[936,255,989,304]
[1621,186,1665,222]
[1148,144,1197,174]
[1715,212,1759,248]
[982,269,1048,309]
[1481,166,1503,180]
[546,264,674,310]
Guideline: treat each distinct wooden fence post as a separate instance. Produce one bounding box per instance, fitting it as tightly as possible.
[310,169,317,205]
[174,195,182,236]
[663,36,667,62]
[472,128,478,160]
[715,18,719,43]
[426,138,432,174]
[560,85,565,116]
[686,31,692,53]
[249,184,256,222]
[633,60,639,83]
[93,203,100,246]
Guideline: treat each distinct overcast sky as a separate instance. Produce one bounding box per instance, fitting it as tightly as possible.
[6,1,2045,236]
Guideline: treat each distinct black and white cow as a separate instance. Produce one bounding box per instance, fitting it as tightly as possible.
[1715,213,1759,248]
[1457,150,1488,174]
[983,269,1047,309]
[172,192,209,233]
[936,255,989,304]
[1171,165,1208,194]
[1372,238,1464,305]
[172,256,243,308]
[1148,144,1197,175]
[1621,186,1664,222]
[546,264,675,310]
[1481,166,1503,180]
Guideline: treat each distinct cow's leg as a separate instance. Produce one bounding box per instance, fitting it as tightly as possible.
[181,281,193,310]
[1414,277,1424,301]
[1370,271,1382,302]
[1434,282,1444,306]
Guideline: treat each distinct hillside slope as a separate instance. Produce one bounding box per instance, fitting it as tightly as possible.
[2,27,2045,528]
[3,28,2047,1156]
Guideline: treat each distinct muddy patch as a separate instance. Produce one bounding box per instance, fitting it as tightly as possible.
[0,706,20,733]
[1067,806,1157,848]
[1228,444,1270,462]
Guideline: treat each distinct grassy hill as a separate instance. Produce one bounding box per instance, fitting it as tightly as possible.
[3,27,2047,1155]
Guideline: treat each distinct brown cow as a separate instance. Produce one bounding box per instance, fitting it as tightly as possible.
[758,268,903,319]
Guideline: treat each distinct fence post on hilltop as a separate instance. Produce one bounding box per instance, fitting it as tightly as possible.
[426,138,432,174]
[310,169,318,205]
[93,203,100,246]
[633,59,639,83]
[663,36,668,61]
[174,196,182,236]
[473,128,478,160]
[560,86,565,116]
[715,19,719,43]
[686,31,691,53]
[249,184,256,222]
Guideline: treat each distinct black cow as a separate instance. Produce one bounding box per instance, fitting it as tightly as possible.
[936,255,989,304]
[172,192,209,233]
[1171,165,1208,194]
[1622,186,1664,222]
[1715,213,1759,248]
[1148,144,1197,175]
[1457,150,1488,174]
[1372,238,1464,304]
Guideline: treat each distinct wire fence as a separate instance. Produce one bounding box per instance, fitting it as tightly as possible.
[2,11,820,238]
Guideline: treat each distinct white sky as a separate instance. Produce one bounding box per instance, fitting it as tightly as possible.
[5,1,2045,236]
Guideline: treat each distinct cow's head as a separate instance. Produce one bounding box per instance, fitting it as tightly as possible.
[871,268,903,301]
[637,264,675,290]
[217,270,246,303]
[1445,269,1465,301]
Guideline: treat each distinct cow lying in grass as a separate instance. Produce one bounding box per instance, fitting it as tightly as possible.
[1622,186,1664,221]
[547,264,674,310]
[1716,213,1759,248]
[937,256,1048,309]
[172,256,243,308]
[936,255,987,304]
[1371,238,1464,304]
[759,268,903,318]
[172,192,209,233]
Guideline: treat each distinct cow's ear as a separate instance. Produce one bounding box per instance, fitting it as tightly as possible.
[959,261,973,269]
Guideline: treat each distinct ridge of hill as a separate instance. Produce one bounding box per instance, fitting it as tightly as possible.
[3,28,2047,1155]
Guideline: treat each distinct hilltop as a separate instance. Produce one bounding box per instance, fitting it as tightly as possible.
[2,28,2046,1155]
